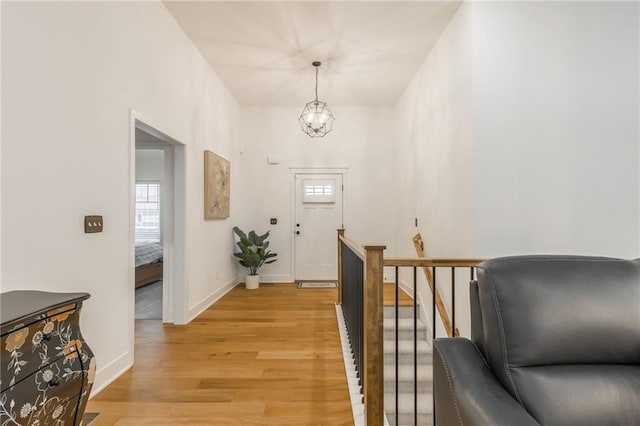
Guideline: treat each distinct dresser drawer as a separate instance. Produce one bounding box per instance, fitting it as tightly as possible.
[0,356,83,425]
[1,304,83,391]
[1,291,94,426]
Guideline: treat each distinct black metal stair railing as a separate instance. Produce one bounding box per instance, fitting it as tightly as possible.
[384,259,482,426]
[337,228,482,425]
[340,239,365,395]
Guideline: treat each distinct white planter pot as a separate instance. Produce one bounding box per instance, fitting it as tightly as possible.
[245,274,260,290]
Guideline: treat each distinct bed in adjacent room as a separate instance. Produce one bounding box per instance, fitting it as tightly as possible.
[135,242,163,288]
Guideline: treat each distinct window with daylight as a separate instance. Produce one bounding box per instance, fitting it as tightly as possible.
[302,179,336,203]
[135,182,161,243]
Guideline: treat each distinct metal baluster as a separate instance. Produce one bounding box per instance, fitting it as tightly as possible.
[395,266,399,426]
[358,257,362,389]
[432,266,437,426]
[413,266,418,425]
[432,267,436,340]
[451,267,455,337]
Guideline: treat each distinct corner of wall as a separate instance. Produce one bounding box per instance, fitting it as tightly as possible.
[187,276,240,322]
[89,350,133,398]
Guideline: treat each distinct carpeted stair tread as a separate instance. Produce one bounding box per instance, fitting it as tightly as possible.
[383,318,427,340]
[384,348,432,365]
[382,304,433,425]
[384,339,432,355]
[384,305,420,319]
[387,412,434,426]
[384,391,433,413]
[383,318,427,331]
[384,363,433,383]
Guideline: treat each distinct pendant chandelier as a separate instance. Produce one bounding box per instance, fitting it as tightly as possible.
[298,61,335,138]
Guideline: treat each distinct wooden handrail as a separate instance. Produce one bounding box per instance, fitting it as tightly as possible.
[383,257,483,268]
[416,233,453,337]
[384,233,482,337]
[337,230,482,424]
[339,235,366,261]
[337,229,345,305]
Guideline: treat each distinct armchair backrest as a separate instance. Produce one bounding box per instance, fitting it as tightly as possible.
[475,255,640,397]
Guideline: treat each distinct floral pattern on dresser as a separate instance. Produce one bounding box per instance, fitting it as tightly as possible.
[1,303,95,426]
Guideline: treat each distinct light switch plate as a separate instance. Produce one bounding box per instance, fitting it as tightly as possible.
[84,215,103,233]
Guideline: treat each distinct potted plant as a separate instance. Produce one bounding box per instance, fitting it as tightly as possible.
[233,226,278,290]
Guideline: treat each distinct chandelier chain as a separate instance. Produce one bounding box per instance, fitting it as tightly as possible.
[315,65,319,101]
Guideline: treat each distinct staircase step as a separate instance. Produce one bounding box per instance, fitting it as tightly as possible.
[384,392,433,426]
[384,305,420,319]
[384,339,432,365]
[383,318,427,340]
[384,363,433,393]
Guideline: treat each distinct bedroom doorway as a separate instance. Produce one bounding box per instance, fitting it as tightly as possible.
[132,116,186,325]
[134,148,164,320]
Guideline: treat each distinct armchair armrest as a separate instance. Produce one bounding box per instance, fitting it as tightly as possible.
[434,338,539,426]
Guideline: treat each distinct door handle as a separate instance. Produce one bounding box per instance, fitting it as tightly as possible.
[296,231,300,235]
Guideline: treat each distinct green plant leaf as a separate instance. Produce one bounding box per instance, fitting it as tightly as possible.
[248,231,259,244]
[233,226,247,241]
[256,231,270,245]
[232,227,277,274]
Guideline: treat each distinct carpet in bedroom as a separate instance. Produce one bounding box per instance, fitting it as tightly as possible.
[135,280,162,320]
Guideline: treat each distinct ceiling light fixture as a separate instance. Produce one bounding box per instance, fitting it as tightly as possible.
[298,61,334,138]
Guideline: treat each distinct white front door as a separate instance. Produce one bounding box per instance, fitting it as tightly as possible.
[294,174,344,281]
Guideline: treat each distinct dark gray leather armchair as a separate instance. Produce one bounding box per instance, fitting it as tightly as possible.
[434,255,640,425]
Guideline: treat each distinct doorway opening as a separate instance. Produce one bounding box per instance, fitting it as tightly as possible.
[134,147,165,320]
[292,169,346,281]
[131,115,187,327]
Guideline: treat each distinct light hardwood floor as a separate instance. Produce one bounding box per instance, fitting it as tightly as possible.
[88,283,354,425]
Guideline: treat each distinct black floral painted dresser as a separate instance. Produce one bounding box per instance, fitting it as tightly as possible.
[0,291,95,425]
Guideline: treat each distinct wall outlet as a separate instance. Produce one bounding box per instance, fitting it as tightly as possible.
[270,218,277,225]
[84,215,103,233]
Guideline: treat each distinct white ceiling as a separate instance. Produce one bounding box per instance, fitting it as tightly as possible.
[163,1,461,106]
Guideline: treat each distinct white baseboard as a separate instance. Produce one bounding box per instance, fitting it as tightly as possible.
[187,277,239,322]
[335,304,365,426]
[89,350,132,398]
[256,273,293,283]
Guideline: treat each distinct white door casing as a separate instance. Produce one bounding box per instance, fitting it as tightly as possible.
[131,112,187,326]
[294,173,344,281]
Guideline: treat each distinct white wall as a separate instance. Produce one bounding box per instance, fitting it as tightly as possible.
[472,1,639,259]
[392,1,640,337]
[393,4,473,259]
[135,149,164,182]
[1,2,239,393]
[393,4,474,336]
[0,1,3,286]
[235,107,395,282]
